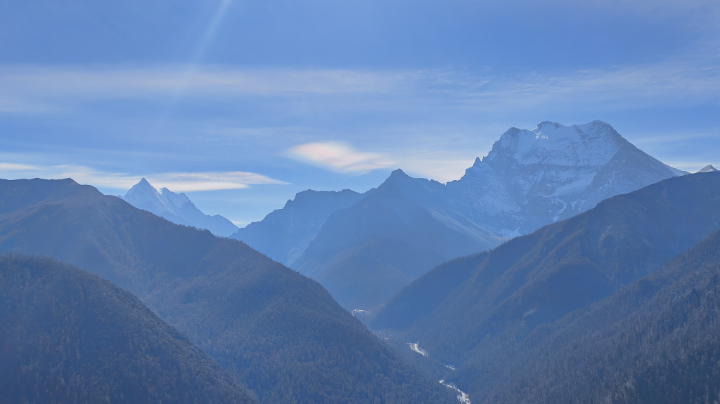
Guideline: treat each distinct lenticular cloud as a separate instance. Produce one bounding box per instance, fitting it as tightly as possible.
[288,141,394,173]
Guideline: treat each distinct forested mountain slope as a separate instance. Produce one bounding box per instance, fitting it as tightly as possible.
[292,169,502,309]
[474,227,720,404]
[0,255,254,404]
[0,178,455,404]
[372,171,720,401]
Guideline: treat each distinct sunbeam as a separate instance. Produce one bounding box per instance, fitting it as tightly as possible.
[155,0,235,131]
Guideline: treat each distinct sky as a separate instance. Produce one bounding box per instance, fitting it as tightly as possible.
[1,0,719,225]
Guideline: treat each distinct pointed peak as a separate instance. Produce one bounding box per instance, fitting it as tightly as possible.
[377,169,414,190]
[389,169,409,178]
[130,178,157,191]
[125,177,158,196]
[699,165,718,173]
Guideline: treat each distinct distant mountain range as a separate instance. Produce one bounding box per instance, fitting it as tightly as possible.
[232,189,365,266]
[0,255,255,404]
[236,121,685,310]
[371,170,720,402]
[0,179,455,404]
[123,178,238,237]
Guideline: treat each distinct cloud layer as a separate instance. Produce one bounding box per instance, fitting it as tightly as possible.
[287,142,395,174]
[0,163,286,192]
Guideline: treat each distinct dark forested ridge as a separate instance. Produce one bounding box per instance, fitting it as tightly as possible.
[477,227,720,404]
[371,171,720,401]
[0,255,254,404]
[0,178,455,404]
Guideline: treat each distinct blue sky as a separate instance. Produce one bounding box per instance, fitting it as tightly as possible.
[1,0,719,225]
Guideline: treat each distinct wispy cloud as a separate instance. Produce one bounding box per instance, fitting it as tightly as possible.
[2,61,717,115]
[395,150,479,183]
[0,66,401,104]
[0,162,38,170]
[287,141,395,174]
[147,171,287,192]
[0,163,286,192]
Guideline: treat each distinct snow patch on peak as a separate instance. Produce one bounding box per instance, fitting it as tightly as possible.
[699,165,718,173]
[489,121,623,167]
[160,187,191,208]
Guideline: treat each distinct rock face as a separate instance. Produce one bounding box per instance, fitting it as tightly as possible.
[291,121,684,310]
[123,178,238,237]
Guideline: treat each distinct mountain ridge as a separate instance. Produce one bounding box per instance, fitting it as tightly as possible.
[0,178,455,404]
[290,121,684,310]
[371,171,720,401]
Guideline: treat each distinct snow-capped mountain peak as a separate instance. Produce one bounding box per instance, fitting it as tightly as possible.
[124,178,179,216]
[699,165,718,173]
[159,187,191,211]
[123,179,238,237]
[487,120,625,167]
[449,120,681,234]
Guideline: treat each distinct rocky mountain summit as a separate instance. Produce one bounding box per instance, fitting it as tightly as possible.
[123,178,238,237]
[444,120,685,235]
